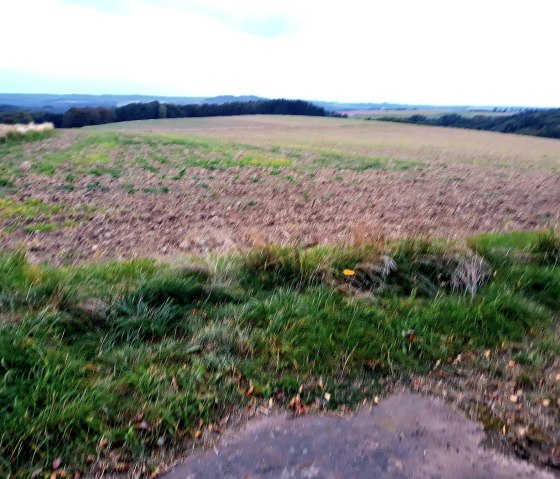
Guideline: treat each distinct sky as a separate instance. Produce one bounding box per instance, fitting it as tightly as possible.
[1,0,559,106]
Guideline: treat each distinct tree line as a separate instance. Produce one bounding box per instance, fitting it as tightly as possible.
[0,99,339,129]
[377,109,560,140]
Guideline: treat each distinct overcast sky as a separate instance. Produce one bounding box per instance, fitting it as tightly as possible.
[2,0,559,106]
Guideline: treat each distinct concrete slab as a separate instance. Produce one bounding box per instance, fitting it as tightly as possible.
[165,393,553,479]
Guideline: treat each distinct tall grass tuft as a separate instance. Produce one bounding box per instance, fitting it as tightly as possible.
[0,122,55,143]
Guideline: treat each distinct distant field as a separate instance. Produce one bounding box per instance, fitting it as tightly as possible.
[0,115,558,262]
[90,115,560,169]
[341,109,513,119]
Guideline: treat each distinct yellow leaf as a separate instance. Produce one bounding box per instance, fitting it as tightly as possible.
[343,269,355,276]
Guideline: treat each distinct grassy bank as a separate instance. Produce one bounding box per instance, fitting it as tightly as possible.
[1,231,559,476]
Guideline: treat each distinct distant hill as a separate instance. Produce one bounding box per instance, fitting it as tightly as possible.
[0,94,269,113]
[0,93,535,115]
[314,101,527,114]
[201,95,265,104]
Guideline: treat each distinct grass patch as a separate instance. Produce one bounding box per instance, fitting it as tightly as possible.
[1,231,558,476]
[310,151,416,171]
[24,221,78,234]
[0,197,64,219]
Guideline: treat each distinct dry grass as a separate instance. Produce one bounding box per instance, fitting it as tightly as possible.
[0,122,54,142]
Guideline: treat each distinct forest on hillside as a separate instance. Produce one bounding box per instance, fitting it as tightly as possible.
[378,109,560,140]
[0,99,335,128]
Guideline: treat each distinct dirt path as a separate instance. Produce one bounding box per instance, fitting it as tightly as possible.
[164,394,554,479]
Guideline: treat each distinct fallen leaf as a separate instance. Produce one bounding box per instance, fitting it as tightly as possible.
[343,269,355,276]
[288,394,308,416]
[324,392,331,402]
[484,349,491,359]
[194,430,202,439]
[508,359,516,368]
[510,394,518,403]
[53,458,62,470]
[542,398,551,407]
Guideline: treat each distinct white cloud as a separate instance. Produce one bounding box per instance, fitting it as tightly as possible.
[1,0,559,105]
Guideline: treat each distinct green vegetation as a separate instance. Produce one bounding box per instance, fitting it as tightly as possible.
[379,108,560,140]
[0,197,64,219]
[1,231,558,476]
[1,129,421,183]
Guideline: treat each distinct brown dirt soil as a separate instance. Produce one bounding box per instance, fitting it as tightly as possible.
[1,119,559,263]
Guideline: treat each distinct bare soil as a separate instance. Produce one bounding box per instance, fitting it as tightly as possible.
[2,126,560,264]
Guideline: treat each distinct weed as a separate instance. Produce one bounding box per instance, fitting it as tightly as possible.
[172,168,186,180]
[86,181,108,192]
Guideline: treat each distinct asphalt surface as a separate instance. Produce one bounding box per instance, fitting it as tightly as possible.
[164,393,553,479]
